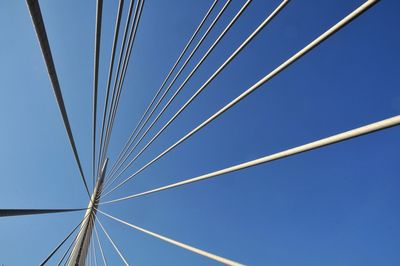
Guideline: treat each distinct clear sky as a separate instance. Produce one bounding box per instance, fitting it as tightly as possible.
[0,0,399,265]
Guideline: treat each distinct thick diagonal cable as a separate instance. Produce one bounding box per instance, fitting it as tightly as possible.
[98,0,138,176]
[106,0,219,182]
[102,115,399,204]
[102,0,289,196]
[101,0,145,175]
[96,215,129,265]
[97,0,125,177]
[96,209,244,266]
[0,208,86,218]
[94,223,108,266]
[40,211,90,265]
[103,0,377,197]
[26,0,91,198]
[92,0,103,187]
[104,0,227,184]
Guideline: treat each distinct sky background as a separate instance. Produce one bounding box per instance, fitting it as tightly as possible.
[0,0,399,265]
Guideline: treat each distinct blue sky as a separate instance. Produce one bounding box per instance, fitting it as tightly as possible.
[0,0,399,265]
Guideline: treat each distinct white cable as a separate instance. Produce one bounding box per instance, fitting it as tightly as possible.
[94,223,108,266]
[101,115,400,204]
[103,0,255,191]
[96,208,244,266]
[106,0,219,182]
[96,216,129,266]
[105,0,232,184]
[102,0,378,198]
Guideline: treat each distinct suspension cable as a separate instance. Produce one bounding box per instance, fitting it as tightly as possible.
[102,0,378,197]
[96,216,129,265]
[26,0,91,198]
[94,223,108,266]
[104,0,261,191]
[102,115,399,204]
[0,208,86,218]
[92,0,103,187]
[98,0,137,176]
[40,211,90,265]
[104,0,232,185]
[106,0,219,182]
[96,208,244,266]
[101,0,145,177]
[97,0,125,177]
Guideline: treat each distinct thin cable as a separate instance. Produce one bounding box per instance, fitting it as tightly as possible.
[105,0,230,183]
[97,0,125,177]
[102,115,399,204]
[57,212,93,265]
[103,0,377,197]
[40,224,80,265]
[104,0,255,190]
[96,216,129,265]
[94,223,108,266]
[106,0,219,181]
[26,0,91,198]
[96,209,244,266]
[93,0,103,187]
[102,0,291,197]
[40,212,90,265]
[105,0,231,184]
[56,226,80,265]
[101,0,145,174]
[98,0,137,175]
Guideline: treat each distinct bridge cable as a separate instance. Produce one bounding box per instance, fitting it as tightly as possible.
[26,0,91,198]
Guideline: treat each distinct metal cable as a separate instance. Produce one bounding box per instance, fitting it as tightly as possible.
[40,212,90,265]
[102,0,291,197]
[97,0,125,176]
[94,223,108,266]
[92,230,98,266]
[103,0,378,197]
[97,208,244,266]
[102,115,399,204]
[101,0,145,177]
[97,0,137,177]
[58,212,94,265]
[105,0,231,183]
[106,0,219,182]
[104,0,256,191]
[0,208,85,218]
[93,0,104,187]
[26,0,91,198]
[96,216,129,265]
[103,0,377,197]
